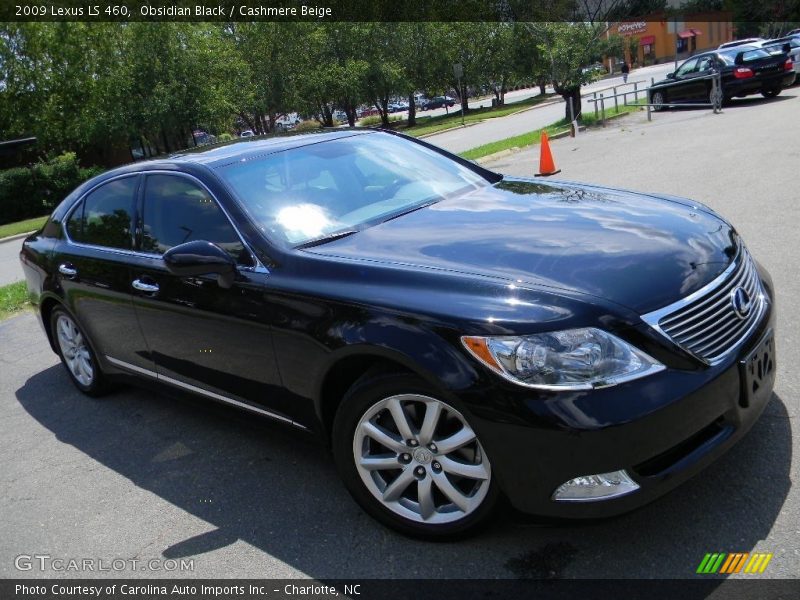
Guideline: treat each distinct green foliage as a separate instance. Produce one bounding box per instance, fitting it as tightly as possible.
[359,115,401,127]
[0,281,33,320]
[293,120,323,133]
[0,153,102,225]
[217,133,235,142]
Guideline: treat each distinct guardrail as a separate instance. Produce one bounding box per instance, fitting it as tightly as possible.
[585,72,723,124]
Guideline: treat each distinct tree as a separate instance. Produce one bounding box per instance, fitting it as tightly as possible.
[528,22,611,121]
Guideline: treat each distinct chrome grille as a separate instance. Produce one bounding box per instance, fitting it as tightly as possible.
[643,248,766,364]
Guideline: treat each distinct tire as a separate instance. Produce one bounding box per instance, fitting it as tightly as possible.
[761,88,781,98]
[50,306,111,397]
[651,90,665,111]
[332,372,499,539]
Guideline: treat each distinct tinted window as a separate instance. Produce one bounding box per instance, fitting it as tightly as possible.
[719,48,771,65]
[66,177,136,249]
[141,174,250,264]
[218,133,488,244]
[675,58,698,76]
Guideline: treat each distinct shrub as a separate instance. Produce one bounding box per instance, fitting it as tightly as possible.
[358,115,401,127]
[217,132,235,142]
[293,120,323,133]
[0,153,103,225]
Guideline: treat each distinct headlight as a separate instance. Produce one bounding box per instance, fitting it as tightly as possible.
[462,327,664,390]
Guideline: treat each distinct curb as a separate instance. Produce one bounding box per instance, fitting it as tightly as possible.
[0,231,35,244]
[474,126,587,165]
[418,120,482,139]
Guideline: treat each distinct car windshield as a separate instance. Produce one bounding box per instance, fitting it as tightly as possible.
[719,48,772,65]
[217,132,490,245]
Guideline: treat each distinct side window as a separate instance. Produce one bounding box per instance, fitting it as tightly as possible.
[675,58,698,77]
[141,174,252,265]
[67,177,136,249]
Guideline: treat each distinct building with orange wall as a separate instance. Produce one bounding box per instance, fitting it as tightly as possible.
[613,13,735,66]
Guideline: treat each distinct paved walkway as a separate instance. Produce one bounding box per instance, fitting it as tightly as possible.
[0,236,25,286]
[425,63,674,154]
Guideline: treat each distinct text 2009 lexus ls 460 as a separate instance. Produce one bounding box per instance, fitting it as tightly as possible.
[20,130,775,538]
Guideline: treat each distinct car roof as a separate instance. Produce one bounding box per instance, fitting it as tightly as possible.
[168,129,374,167]
[89,129,378,183]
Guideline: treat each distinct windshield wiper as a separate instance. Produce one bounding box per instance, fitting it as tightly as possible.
[295,229,359,249]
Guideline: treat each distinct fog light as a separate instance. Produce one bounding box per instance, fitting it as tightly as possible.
[552,470,639,502]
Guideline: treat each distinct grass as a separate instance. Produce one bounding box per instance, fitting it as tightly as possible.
[394,93,557,137]
[458,119,570,161]
[581,99,645,126]
[0,281,33,320]
[458,101,646,161]
[0,215,48,240]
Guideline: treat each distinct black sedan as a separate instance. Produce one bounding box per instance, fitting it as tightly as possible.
[648,47,795,109]
[20,130,775,539]
[421,96,456,110]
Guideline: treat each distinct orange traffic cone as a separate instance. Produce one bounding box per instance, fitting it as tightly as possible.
[535,131,561,177]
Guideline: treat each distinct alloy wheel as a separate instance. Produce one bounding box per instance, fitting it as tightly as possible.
[55,314,94,387]
[652,91,665,110]
[352,394,491,524]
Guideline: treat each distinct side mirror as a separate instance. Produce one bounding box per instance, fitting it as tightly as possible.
[666,72,675,79]
[163,240,236,288]
[783,43,791,54]
[734,51,745,65]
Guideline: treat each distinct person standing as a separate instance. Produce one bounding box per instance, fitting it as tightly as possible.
[621,61,630,83]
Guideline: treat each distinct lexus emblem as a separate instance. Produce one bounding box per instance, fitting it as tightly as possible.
[731,287,752,319]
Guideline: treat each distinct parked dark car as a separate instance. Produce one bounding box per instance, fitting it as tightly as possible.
[421,96,456,110]
[20,130,776,539]
[648,47,795,109]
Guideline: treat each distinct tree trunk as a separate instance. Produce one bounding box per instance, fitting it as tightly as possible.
[322,104,334,128]
[379,95,390,128]
[561,88,582,122]
[342,101,355,127]
[537,77,547,96]
[407,93,416,127]
[460,82,469,113]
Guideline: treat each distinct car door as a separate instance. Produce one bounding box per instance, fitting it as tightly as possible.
[57,174,153,372]
[670,57,704,102]
[128,172,291,421]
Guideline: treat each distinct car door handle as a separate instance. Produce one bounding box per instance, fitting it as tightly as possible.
[132,279,159,293]
[58,263,78,278]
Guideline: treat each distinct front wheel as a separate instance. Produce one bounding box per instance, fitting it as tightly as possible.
[651,90,666,111]
[332,373,498,539]
[762,87,781,98]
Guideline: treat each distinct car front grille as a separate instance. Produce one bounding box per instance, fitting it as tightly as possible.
[643,247,766,364]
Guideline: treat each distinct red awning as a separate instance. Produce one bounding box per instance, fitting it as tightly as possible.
[677,29,702,39]
[640,35,655,45]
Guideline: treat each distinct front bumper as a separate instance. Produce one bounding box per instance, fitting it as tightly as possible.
[463,281,776,518]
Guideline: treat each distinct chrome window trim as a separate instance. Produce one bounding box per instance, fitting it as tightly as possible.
[105,355,307,430]
[641,248,769,365]
[61,170,269,274]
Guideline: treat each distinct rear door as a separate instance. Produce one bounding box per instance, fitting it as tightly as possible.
[56,175,152,371]
[128,172,291,420]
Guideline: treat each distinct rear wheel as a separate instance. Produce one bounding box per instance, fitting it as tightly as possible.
[51,306,110,396]
[332,372,498,539]
[761,87,781,98]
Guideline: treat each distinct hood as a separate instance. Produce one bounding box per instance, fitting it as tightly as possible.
[306,178,738,314]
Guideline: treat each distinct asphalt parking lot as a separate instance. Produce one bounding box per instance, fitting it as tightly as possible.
[1,88,798,581]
